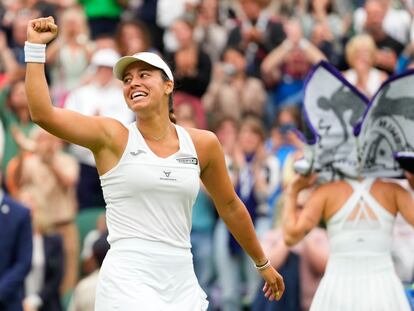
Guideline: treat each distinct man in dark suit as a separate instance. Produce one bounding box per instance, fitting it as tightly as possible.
[0,189,33,311]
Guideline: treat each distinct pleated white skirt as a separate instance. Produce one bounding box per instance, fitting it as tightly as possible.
[95,238,208,311]
[310,253,411,311]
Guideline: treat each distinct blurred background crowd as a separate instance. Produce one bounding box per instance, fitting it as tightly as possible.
[1,0,414,310]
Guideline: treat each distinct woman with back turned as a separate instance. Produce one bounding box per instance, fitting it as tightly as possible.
[283,173,414,310]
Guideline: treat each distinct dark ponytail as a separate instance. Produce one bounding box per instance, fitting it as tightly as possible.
[168,94,176,124]
[161,71,176,124]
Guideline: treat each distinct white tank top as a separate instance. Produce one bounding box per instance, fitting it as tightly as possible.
[100,123,201,248]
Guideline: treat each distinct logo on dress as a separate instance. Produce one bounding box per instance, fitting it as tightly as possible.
[130,149,146,156]
[160,170,176,181]
[176,157,198,165]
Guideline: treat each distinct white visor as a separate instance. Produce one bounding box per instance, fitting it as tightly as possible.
[113,52,174,82]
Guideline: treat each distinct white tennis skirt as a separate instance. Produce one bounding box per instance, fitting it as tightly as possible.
[95,238,208,311]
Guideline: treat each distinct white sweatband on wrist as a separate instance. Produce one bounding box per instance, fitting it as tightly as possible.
[24,41,46,63]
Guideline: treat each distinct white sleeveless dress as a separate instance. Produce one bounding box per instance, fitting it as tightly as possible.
[310,178,411,311]
[95,123,208,311]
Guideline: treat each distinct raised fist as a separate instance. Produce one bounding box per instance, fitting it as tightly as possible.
[26,16,58,44]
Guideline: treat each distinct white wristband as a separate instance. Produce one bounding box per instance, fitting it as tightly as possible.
[24,41,46,63]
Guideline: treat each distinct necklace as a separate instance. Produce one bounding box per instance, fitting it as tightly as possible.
[140,123,172,141]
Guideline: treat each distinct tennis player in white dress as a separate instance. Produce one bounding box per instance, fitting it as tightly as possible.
[283,176,414,311]
[95,122,209,310]
[24,16,285,311]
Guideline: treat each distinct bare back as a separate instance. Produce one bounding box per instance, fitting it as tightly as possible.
[321,178,414,228]
[323,179,398,222]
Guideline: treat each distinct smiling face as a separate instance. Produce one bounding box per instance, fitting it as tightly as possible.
[121,61,173,115]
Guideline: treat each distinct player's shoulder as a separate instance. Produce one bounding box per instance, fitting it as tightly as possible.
[101,117,129,136]
[185,127,218,146]
[184,127,221,167]
[318,179,348,191]
[374,178,407,193]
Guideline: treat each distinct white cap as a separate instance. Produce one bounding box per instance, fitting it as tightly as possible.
[113,52,174,82]
[91,48,120,68]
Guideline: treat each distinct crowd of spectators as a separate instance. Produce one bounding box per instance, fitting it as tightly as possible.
[1,0,414,310]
